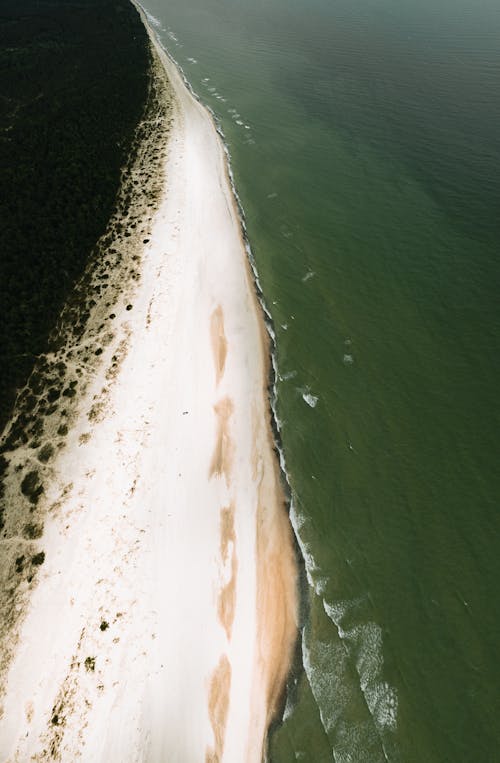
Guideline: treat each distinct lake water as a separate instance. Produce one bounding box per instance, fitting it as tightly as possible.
[139,0,500,759]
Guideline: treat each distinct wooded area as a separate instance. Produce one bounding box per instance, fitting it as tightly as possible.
[0,0,150,431]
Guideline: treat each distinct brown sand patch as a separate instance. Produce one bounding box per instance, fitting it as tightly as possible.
[219,504,235,562]
[210,305,227,386]
[251,404,261,482]
[206,653,232,763]
[218,571,237,642]
[218,504,238,640]
[246,407,298,759]
[209,397,234,482]
[254,483,297,730]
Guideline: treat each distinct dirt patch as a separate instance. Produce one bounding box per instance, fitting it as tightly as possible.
[209,398,234,482]
[219,504,235,562]
[218,505,238,640]
[254,482,298,730]
[210,305,227,386]
[206,653,231,763]
[218,567,237,643]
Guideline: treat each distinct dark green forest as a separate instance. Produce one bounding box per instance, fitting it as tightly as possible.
[0,0,150,431]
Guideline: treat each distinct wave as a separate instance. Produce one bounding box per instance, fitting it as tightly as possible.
[301,270,315,283]
[291,494,398,758]
[301,389,318,408]
[302,629,388,763]
[143,10,163,29]
[323,599,398,738]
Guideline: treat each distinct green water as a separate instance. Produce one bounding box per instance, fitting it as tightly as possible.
[140,0,500,759]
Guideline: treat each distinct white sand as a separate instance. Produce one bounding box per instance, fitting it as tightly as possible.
[0,11,297,763]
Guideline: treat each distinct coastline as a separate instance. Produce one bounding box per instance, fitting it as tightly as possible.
[133,15,299,757]
[0,3,297,761]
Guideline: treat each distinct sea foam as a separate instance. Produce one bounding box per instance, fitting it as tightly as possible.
[144,11,163,29]
[302,270,315,282]
[301,388,318,408]
[323,599,398,735]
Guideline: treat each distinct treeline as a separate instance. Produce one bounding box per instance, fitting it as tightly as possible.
[0,0,150,431]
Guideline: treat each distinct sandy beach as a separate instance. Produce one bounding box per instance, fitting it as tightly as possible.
[0,6,297,762]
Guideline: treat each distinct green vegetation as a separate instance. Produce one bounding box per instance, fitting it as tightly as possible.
[23,522,44,539]
[84,656,96,672]
[31,551,45,566]
[20,469,43,504]
[0,0,150,431]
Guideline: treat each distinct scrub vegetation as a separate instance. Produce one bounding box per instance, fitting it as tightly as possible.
[0,0,175,708]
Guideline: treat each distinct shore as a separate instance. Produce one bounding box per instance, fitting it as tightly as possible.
[0,6,297,762]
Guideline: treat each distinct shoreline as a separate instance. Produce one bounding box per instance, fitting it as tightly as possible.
[0,3,298,760]
[140,16,299,756]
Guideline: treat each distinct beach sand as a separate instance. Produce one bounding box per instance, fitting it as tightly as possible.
[0,7,297,761]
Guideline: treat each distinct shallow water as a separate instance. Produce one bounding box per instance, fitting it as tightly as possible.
[140,0,500,759]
